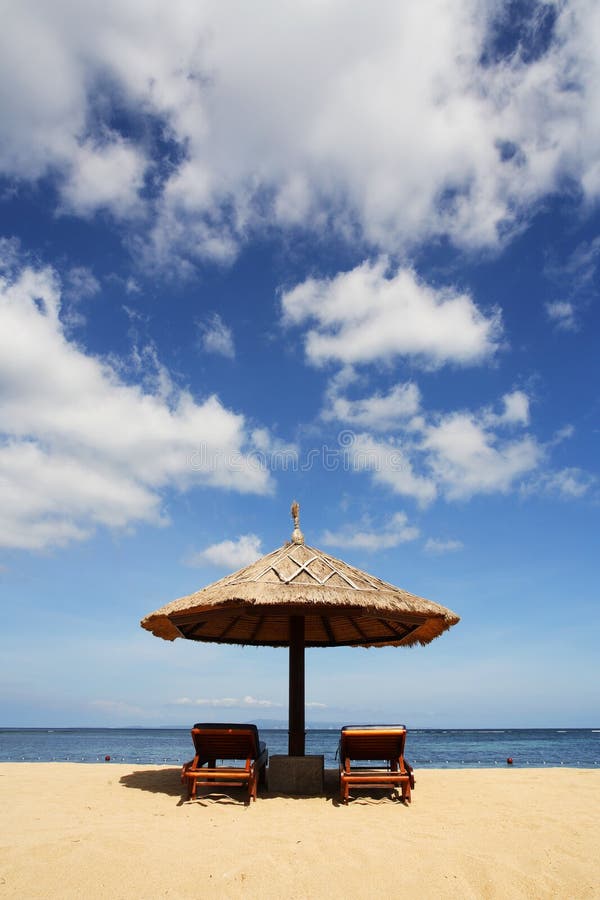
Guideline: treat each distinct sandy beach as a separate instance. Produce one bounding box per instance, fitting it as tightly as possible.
[1,764,599,899]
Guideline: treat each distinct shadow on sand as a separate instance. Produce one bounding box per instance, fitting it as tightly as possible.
[119,767,183,798]
[119,766,408,808]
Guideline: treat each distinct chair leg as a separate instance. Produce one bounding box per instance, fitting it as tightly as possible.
[342,780,349,804]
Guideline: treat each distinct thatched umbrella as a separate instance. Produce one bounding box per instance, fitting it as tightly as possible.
[141,503,459,755]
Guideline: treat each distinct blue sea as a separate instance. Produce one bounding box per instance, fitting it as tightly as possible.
[1,728,599,768]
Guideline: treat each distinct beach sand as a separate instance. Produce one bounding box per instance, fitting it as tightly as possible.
[1,764,598,899]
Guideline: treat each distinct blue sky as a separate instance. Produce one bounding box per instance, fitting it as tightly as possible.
[0,0,598,729]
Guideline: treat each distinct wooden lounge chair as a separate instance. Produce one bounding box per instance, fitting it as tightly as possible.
[181,723,268,803]
[339,725,415,804]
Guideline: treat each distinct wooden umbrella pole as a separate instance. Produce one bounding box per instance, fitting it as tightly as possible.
[288,614,305,756]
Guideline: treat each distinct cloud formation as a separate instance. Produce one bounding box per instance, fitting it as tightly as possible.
[174,695,281,709]
[424,538,464,555]
[282,258,502,369]
[422,410,541,500]
[329,388,544,503]
[198,313,235,359]
[0,262,271,550]
[2,2,600,262]
[545,301,578,332]
[322,512,419,551]
[523,467,596,499]
[323,372,421,431]
[186,533,263,569]
[348,433,438,506]
[60,137,146,219]
[63,266,100,303]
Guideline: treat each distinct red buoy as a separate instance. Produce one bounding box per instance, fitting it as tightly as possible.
[105,755,111,762]
[506,757,513,765]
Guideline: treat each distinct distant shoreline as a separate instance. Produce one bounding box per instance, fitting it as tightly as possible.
[2,725,599,730]
[2,726,599,768]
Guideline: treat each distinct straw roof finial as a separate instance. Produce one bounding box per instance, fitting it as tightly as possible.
[290,500,304,545]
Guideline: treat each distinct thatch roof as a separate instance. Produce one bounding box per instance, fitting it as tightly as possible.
[141,539,460,648]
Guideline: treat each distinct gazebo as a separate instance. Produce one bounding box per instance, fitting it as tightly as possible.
[141,503,460,757]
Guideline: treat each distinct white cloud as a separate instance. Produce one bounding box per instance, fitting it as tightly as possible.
[126,278,141,294]
[422,411,542,500]
[323,380,421,431]
[186,534,263,569]
[63,266,100,302]
[3,3,600,259]
[281,258,502,369]
[545,300,578,332]
[482,390,531,427]
[322,512,419,551]
[60,137,147,219]
[524,467,596,499]
[546,237,600,294]
[549,424,575,447]
[498,390,530,426]
[348,433,437,506]
[61,266,101,328]
[0,441,154,550]
[198,313,235,359]
[424,538,464,554]
[0,237,22,275]
[174,695,281,709]
[0,263,272,550]
[543,236,600,332]
[329,386,544,502]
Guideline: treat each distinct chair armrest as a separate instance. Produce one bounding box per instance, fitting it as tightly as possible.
[181,759,194,782]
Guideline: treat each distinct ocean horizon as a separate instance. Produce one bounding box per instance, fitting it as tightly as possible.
[2,727,598,769]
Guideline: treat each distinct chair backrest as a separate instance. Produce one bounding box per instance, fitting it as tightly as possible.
[340,725,407,761]
[191,723,260,760]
